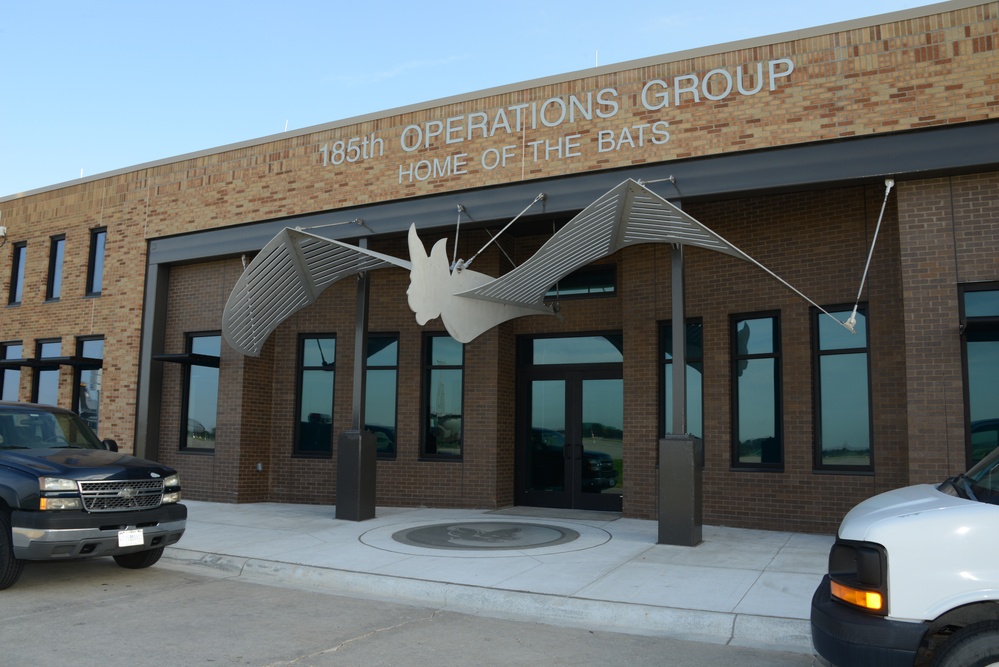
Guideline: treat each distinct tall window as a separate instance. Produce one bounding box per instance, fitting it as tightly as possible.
[659,319,703,439]
[182,333,220,451]
[732,313,782,469]
[814,307,871,470]
[295,335,335,456]
[365,334,398,458]
[74,337,104,432]
[8,242,26,305]
[1,342,22,401]
[423,334,463,459]
[46,235,65,301]
[33,340,62,406]
[962,286,999,466]
[86,228,106,296]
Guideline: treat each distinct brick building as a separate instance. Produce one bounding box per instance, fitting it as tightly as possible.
[1,0,997,533]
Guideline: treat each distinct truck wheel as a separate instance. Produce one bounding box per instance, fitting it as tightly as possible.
[113,547,164,569]
[933,621,999,667]
[0,511,25,590]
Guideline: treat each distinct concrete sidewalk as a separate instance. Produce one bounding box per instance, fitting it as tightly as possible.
[161,500,830,655]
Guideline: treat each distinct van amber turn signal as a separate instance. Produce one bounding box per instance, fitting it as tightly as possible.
[831,579,884,612]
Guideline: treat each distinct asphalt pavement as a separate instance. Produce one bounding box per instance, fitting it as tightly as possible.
[162,500,832,656]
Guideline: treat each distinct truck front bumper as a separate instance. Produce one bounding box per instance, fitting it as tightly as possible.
[811,575,927,667]
[11,504,187,560]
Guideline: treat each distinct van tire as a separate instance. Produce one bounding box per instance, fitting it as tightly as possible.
[0,511,25,590]
[933,620,999,667]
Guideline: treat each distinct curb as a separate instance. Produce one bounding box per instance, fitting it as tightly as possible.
[162,547,815,655]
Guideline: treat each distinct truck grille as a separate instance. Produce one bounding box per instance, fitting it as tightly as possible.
[78,480,164,512]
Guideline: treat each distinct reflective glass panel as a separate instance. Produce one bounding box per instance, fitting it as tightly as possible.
[1,343,21,402]
[581,378,623,495]
[968,327,999,463]
[532,335,623,365]
[76,339,103,431]
[426,368,462,456]
[819,353,870,466]
[736,358,778,464]
[965,290,999,318]
[528,380,566,493]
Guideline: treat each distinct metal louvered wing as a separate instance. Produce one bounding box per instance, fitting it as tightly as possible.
[457,179,754,308]
[222,228,410,357]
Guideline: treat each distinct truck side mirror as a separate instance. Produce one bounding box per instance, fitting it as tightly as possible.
[102,439,119,452]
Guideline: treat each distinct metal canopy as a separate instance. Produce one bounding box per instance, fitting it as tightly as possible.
[222,228,410,357]
[221,178,769,356]
[457,178,752,308]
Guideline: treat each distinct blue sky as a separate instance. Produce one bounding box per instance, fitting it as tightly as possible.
[1,0,935,197]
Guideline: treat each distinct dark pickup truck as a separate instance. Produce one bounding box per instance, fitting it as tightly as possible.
[0,401,186,589]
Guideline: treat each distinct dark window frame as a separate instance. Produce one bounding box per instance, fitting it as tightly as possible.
[8,242,26,306]
[179,331,221,454]
[730,311,783,471]
[959,282,999,467]
[812,304,873,473]
[86,227,107,297]
[544,264,617,301]
[293,333,336,458]
[1,341,23,402]
[73,336,104,432]
[421,333,464,461]
[32,339,62,405]
[658,318,704,440]
[365,333,399,460]
[45,235,65,301]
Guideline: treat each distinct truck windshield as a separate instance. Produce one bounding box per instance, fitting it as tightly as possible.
[965,445,999,505]
[0,407,105,450]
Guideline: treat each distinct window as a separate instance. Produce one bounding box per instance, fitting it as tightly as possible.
[295,335,335,456]
[87,228,106,296]
[46,235,65,301]
[8,242,25,305]
[732,313,782,469]
[961,285,999,466]
[365,335,398,458]
[1,342,22,401]
[74,337,104,432]
[814,307,871,470]
[33,340,62,406]
[182,333,220,451]
[423,334,463,459]
[659,319,703,439]
[545,265,616,300]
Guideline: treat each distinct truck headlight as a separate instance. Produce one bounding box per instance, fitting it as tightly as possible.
[40,477,78,491]
[39,496,83,511]
[162,473,181,503]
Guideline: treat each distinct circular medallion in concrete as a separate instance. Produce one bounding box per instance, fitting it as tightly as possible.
[392,521,579,551]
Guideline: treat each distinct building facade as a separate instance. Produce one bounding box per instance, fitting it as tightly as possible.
[2,0,997,533]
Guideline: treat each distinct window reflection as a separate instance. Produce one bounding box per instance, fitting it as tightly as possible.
[296,336,335,455]
[815,309,871,468]
[733,316,781,467]
[424,336,463,458]
[365,335,398,457]
[964,288,999,464]
[184,334,220,451]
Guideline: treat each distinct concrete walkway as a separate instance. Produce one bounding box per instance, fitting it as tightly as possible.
[161,500,830,655]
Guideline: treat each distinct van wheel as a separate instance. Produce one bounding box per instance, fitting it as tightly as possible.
[0,511,25,590]
[933,620,999,667]
[113,547,164,569]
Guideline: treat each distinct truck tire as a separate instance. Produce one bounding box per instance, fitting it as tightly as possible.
[113,546,164,569]
[0,511,25,590]
[933,620,999,667]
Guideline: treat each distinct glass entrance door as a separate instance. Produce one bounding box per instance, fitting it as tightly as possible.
[519,337,624,512]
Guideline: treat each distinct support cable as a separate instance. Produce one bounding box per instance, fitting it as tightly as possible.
[845,178,895,333]
[458,193,546,271]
